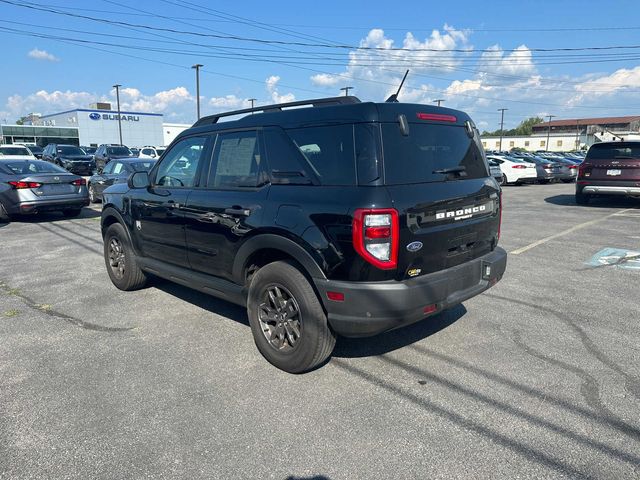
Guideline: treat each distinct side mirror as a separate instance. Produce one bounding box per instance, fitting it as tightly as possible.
[97,168,103,174]
[128,171,150,189]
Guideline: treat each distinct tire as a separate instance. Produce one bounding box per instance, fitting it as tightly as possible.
[103,223,148,291]
[538,179,550,184]
[62,209,82,217]
[247,261,336,373]
[561,178,575,183]
[0,202,10,223]
[575,191,591,205]
[88,184,100,203]
[500,174,507,186]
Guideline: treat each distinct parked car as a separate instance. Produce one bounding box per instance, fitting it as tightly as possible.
[487,159,503,183]
[88,158,156,203]
[138,146,166,159]
[487,154,537,185]
[129,147,140,157]
[42,144,96,176]
[0,145,36,160]
[18,144,44,159]
[511,153,572,183]
[93,144,134,170]
[81,146,97,156]
[576,141,640,204]
[100,96,507,373]
[549,157,580,180]
[0,159,89,221]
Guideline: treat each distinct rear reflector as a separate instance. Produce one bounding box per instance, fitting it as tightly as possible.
[423,304,438,315]
[326,291,345,302]
[511,165,526,169]
[9,181,42,189]
[416,113,457,122]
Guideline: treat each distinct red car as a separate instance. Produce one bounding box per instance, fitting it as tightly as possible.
[576,141,640,204]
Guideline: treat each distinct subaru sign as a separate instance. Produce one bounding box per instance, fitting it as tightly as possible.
[87,112,140,122]
[88,113,101,120]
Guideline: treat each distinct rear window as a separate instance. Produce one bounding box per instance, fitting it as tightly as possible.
[587,143,640,160]
[0,147,31,156]
[0,160,66,175]
[382,123,487,185]
[107,146,132,156]
[57,146,85,155]
[286,125,356,186]
[130,161,155,172]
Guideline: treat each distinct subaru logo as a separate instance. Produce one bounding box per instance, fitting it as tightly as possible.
[88,113,101,120]
[406,241,423,252]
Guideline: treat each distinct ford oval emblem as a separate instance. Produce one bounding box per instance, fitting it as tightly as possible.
[406,241,423,252]
[88,113,101,120]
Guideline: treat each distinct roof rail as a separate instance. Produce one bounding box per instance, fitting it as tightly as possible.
[193,96,361,127]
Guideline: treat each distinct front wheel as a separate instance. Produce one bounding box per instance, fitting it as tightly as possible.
[247,261,336,373]
[0,202,10,223]
[103,223,148,290]
[575,191,591,205]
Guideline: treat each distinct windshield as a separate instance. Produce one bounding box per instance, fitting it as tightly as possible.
[130,161,155,172]
[29,146,43,153]
[0,147,32,156]
[382,123,487,185]
[107,146,132,156]
[156,149,165,156]
[587,143,640,160]
[57,146,86,156]
[0,160,67,175]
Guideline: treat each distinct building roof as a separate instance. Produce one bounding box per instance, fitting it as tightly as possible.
[534,115,640,128]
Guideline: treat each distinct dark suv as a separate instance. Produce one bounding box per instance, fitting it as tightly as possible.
[42,144,96,175]
[100,97,507,373]
[93,144,134,170]
[576,141,640,204]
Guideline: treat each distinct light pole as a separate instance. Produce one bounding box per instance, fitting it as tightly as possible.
[192,64,203,120]
[247,98,257,112]
[340,86,353,97]
[498,108,508,152]
[546,114,556,152]
[575,120,580,150]
[112,84,123,145]
[433,99,445,107]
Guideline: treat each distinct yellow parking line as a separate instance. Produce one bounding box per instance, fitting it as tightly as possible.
[510,208,635,255]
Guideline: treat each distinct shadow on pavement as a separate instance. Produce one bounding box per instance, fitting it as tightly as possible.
[332,304,466,359]
[545,194,640,208]
[9,207,101,223]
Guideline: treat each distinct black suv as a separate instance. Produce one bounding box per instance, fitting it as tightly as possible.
[42,144,96,175]
[100,97,507,373]
[93,144,134,170]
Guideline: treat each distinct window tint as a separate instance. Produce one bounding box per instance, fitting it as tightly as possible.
[263,128,313,185]
[286,125,356,186]
[208,131,263,188]
[382,124,487,185]
[1,160,66,174]
[155,136,207,187]
[107,146,131,156]
[354,124,381,184]
[587,143,640,160]
[57,146,85,156]
[0,147,32,156]
[130,161,155,172]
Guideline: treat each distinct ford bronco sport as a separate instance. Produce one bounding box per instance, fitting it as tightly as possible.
[100,96,507,373]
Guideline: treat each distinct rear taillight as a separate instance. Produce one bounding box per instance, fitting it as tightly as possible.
[8,181,42,189]
[578,163,591,178]
[71,178,86,186]
[353,208,399,270]
[511,165,526,169]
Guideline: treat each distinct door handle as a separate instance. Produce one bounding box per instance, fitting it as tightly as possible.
[167,200,181,209]
[224,207,251,216]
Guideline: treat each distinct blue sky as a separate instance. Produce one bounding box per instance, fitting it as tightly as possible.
[1,0,639,130]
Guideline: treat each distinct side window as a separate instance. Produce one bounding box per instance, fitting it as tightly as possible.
[285,125,356,186]
[208,131,263,189]
[263,128,314,184]
[154,136,208,188]
[142,149,152,155]
[102,161,115,174]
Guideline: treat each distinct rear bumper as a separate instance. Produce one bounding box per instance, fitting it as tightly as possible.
[7,197,90,215]
[314,247,507,337]
[578,181,640,196]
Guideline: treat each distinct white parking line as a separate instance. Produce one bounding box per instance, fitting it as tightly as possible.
[510,208,635,255]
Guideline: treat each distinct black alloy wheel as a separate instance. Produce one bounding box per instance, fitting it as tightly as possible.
[103,223,148,290]
[258,284,302,351]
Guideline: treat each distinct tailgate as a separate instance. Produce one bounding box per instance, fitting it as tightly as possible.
[387,179,500,279]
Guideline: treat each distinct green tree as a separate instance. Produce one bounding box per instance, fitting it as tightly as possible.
[483,116,543,137]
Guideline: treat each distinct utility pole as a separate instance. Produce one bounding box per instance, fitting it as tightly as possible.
[497,108,508,152]
[546,114,556,152]
[340,86,353,97]
[575,120,580,150]
[433,99,445,107]
[192,64,203,120]
[248,98,257,114]
[112,84,123,145]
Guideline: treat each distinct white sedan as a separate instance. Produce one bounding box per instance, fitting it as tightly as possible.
[488,155,537,185]
[0,145,37,161]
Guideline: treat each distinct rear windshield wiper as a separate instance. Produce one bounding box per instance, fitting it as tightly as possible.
[433,166,467,176]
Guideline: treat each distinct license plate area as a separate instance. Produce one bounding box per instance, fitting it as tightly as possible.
[607,169,622,176]
[38,184,75,196]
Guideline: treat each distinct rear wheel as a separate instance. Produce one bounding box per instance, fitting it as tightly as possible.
[561,178,575,183]
[575,191,591,205]
[0,202,10,223]
[103,223,148,290]
[538,179,550,184]
[88,184,100,203]
[247,261,336,373]
[500,174,507,186]
[62,209,82,217]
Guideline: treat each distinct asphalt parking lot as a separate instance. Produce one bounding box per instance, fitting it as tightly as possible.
[1,183,639,480]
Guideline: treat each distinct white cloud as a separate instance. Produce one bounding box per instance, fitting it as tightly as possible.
[310,73,341,87]
[568,66,640,105]
[266,75,295,104]
[476,45,536,78]
[27,48,59,62]
[208,95,247,110]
